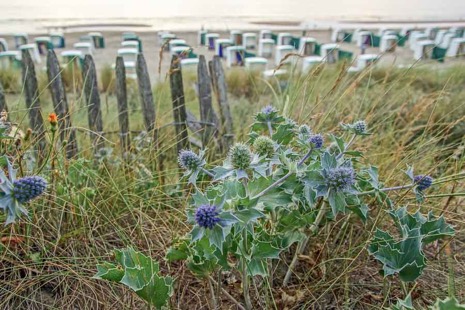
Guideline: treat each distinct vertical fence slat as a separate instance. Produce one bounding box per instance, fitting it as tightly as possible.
[211,56,233,149]
[169,55,189,153]
[0,82,8,116]
[82,54,104,151]
[46,50,79,159]
[21,50,46,158]
[115,56,131,154]
[136,53,157,137]
[197,55,218,147]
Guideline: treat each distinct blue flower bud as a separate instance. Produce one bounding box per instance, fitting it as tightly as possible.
[353,120,367,135]
[12,176,47,203]
[195,204,221,229]
[229,143,252,170]
[309,134,324,149]
[414,175,433,191]
[326,167,356,192]
[261,105,277,115]
[178,150,202,171]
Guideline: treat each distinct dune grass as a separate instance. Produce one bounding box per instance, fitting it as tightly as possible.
[0,61,464,309]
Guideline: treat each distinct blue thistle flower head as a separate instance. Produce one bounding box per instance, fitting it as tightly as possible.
[229,143,252,170]
[414,175,433,191]
[299,125,312,136]
[261,105,277,115]
[12,176,47,203]
[309,134,324,149]
[326,167,356,192]
[195,204,221,229]
[353,120,367,135]
[178,149,202,171]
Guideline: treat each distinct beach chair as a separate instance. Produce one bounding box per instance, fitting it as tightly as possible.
[380,34,398,52]
[230,30,243,46]
[260,30,273,40]
[171,46,192,58]
[50,33,65,48]
[348,54,379,73]
[356,31,373,48]
[215,39,233,58]
[439,33,456,49]
[225,46,246,67]
[258,39,275,58]
[299,37,317,56]
[263,69,287,79]
[117,48,138,79]
[73,42,93,56]
[19,44,41,64]
[205,33,219,50]
[243,33,257,50]
[414,40,434,60]
[35,37,53,55]
[61,50,83,63]
[122,40,140,51]
[302,56,324,73]
[122,32,138,41]
[424,28,439,40]
[332,28,353,43]
[320,44,339,64]
[0,39,8,52]
[446,38,465,57]
[244,57,267,71]
[14,33,28,48]
[277,33,293,46]
[0,51,21,69]
[181,58,200,71]
[168,39,188,53]
[274,45,295,66]
[89,32,105,48]
[198,29,207,46]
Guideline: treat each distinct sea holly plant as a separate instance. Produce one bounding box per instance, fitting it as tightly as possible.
[166,106,454,309]
[94,247,173,310]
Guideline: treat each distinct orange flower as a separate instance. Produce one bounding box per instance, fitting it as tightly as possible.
[48,113,58,126]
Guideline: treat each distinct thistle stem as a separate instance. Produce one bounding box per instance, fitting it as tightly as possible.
[200,167,215,178]
[283,199,326,286]
[336,133,356,160]
[358,184,414,196]
[242,229,253,310]
[267,121,273,137]
[208,276,246,310]
[207,276,219,309]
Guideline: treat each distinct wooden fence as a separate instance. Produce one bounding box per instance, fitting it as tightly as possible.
[2,50,234,163]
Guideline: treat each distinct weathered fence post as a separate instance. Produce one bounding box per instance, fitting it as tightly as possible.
[21,50,46,158]
[169,55,189,153]
[115,56,131,155]
[0,82,8,116]
[46,50,79,159]
[211,56,233,149]
[197,55,218,147]
[136,53,157,139]
[82,55,104,151]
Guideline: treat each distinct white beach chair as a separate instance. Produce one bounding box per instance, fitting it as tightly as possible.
[277,33,293,46]
[356,31,373,48]
[302,56,324,73]
[260,30,273,40]
[0,38,7,52]
[225,46,246,67]
[230,30,243,46]
[380,34,398,52]
[275,45,295,66]
[258,39,275,58]
[74,42,93,56]
[205,33,220,50]
[414,40,435,60]
[50,33,65,48]
[215,39,233,58]
[0,51,20,69]
[14,33,28,48]
[19,44,41,64]
[117,48,138,79]
[348,54,379,72]
[244,57,268,71]
[299,37,317,56]
[122,40,140,50]
[243,33,257,50]
[446,38,465,57]
[180,58,199,70]
[320,43,339,64]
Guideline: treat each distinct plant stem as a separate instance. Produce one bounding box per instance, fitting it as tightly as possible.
[283,199,326,286]
[201,167,215,178]
[336,133,356,160]
[357,184,414,196]
[242,229,253,310]
[208,276,246,310]
[207,276,219,309]
[36,129,56,175]
[267,121,273,137]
